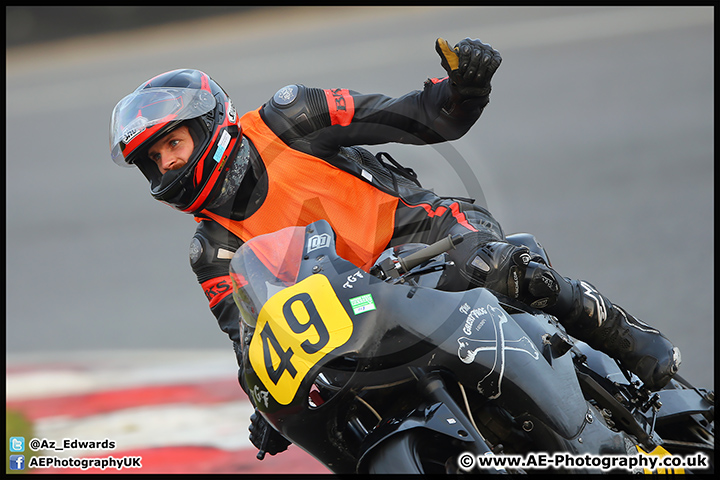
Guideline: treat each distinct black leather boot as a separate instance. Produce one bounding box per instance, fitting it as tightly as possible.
[527,265,681,390]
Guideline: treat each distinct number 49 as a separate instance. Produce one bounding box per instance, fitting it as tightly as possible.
[259,292,331,384]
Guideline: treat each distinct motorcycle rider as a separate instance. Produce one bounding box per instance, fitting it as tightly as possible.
[110,37,680,457]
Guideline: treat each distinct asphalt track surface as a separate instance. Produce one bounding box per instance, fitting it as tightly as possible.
[6,6,714,474]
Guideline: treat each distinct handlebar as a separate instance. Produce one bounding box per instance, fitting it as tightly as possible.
[398,234,464,273]
[373,233,464,280]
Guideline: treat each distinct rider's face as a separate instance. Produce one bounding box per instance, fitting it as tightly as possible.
[148,125,194,175]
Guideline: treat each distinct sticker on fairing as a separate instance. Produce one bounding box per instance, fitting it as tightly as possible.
[248,274,354,406]
[349,293,376,315]
[213,130,232,163]
[306,233,332,253]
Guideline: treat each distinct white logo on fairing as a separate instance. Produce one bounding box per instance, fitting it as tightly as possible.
[580,281,607,326]
[253,385,270,408]
[343,270,364,289]
[307,233,331,253]
[456,304,540,400]
[459,303,488,335]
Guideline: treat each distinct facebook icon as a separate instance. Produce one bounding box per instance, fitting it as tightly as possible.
[9,455,25,471]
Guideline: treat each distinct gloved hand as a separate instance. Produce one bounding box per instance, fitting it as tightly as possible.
[443,235,531,295]
[475,241,531,299]
[435,37,502,97]
[249,409,291,460]
[521,261,562,309]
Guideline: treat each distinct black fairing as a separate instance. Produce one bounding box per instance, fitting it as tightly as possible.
[238,221,629,472]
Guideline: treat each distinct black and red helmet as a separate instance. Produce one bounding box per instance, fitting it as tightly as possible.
[110,69,242,214]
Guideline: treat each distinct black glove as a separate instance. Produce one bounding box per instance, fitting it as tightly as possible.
[436,37,502,97]
[521,261,561,310]
[249,409,291,460]
[443,234,531,295]
[473,241,531,299]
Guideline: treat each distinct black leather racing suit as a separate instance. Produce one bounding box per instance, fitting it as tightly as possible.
[189,77,503,367]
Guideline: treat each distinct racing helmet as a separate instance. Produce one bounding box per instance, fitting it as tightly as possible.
[110,69,243,214]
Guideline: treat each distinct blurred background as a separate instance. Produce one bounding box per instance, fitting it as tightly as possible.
[6,6,713,391]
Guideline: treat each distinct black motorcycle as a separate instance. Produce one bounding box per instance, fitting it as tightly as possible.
[229,219,714,474]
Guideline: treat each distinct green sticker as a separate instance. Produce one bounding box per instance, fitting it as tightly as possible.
[349,293,376,315]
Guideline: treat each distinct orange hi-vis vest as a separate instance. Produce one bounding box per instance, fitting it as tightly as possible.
[200,108,400,271]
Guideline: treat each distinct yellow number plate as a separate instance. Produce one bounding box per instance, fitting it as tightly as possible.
[249,274,354,405]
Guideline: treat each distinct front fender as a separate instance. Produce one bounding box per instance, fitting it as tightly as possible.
[356,401,487,473]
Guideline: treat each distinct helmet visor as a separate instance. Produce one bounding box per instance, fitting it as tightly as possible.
[110,87,216,166]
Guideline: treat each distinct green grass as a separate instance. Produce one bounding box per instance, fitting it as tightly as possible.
[6,409,35,474]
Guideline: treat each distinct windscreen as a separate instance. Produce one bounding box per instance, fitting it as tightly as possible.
[229,226,307,327]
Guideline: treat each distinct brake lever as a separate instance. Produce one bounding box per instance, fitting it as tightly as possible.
[372,234,464,280]
[256,427,270,460]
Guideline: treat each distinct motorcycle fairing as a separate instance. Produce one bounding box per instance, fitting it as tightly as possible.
[234,221,620,465]
[247,273,355,406]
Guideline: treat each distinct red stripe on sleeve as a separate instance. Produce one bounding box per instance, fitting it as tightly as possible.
[401,199,478,233]
[323,88,355,126]
[201,275,235,308]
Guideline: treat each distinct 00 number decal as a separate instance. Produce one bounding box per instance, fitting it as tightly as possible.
[249,274,354,405]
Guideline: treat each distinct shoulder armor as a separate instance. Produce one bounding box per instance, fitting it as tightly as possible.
[264,84,331,142]
[272,84,300,107]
